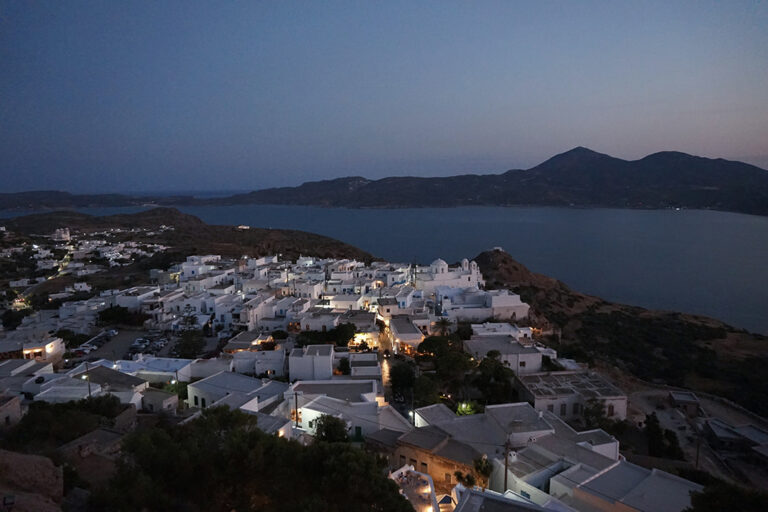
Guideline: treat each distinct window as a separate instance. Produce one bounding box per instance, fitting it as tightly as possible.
[194,396,199,406]
[409,458,416,467]
[560,403,567,416]
[608,404,615,417]
[201,398,206,408]
[519,361,526,367]
[400,455,406,466]
[421,462,428,473]
[547,404,554,412]
[386,308,390,313]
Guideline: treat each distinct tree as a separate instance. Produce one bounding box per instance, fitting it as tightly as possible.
[2,308,31,330]
[453,471,476,488]
[435,317,451,336]
[414,375,440,406]
[436,351,472,387]
[417,336,451,359]
[175,330,206,359]
[472,353,515,404]
[339,357,351,375]
[457,401,480,416]
[314,414,349,443]
[98,305,148,326]
[583,398,610,429]
[473,455,493,490]
[271,329,289,340]
[645,412,684,459]
[92,407,412,512]
[2,395,123,452]
[390,362,416,395]
[56,329,90,348]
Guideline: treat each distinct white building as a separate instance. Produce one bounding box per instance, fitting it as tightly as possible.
[414,258,484,296]
[289,344,334,381]
[516,371,628,421]
[187,370,266,409]
[438,288,530,322]
[464,336,542,374]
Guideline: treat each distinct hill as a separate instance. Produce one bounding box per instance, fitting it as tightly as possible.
[1,208,374,262]
[475,248,768,416]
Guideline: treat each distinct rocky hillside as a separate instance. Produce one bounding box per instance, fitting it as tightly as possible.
[475,248,768,416]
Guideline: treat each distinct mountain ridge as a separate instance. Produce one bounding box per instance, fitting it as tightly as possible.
[2,148,767,215]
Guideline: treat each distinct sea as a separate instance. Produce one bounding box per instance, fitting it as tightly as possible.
[3,205,767,334]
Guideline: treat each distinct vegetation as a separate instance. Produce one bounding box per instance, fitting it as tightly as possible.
[296,323,356,347]
[92,407,411,512]
[645,412,684,460]
[174,330,206,359]
[685,481,768,512]
[98,305,149,327]
[271,329,289,340]
[1,395,124,452]
[313,414,349,443]
[56,328,91,348]
[454,455,492,490]
[338,357,351,375]
[389,361,416,397]
[1,308,31,330]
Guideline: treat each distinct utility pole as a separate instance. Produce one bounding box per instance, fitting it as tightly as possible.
[410,388,415,426]
[503,440,512,491]
[85,361,92,398]
[294,391,299,428]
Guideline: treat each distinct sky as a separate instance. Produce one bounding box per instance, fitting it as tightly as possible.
[1,1,767,193]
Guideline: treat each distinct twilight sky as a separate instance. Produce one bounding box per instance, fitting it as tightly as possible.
[1,1,767,193]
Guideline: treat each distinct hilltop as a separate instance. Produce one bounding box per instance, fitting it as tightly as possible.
[475,248,768,416]
[2,148,767,216]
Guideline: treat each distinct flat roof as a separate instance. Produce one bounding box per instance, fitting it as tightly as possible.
[71,366,146,390]
[305,345,333,357]
[464,337,540,356]
[293,380,376,402]
[191,371,264,395]
[390,317,421,335]
[519,371,624,399]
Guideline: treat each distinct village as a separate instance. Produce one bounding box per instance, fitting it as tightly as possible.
[0,223,766,512]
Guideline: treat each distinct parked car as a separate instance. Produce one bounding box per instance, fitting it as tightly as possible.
[107,329,118,336]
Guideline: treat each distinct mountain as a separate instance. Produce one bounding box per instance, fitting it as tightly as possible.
[222,147,768,214]
[2,148,767,215]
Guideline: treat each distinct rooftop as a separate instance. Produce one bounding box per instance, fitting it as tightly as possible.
[190,371,264,395]
[292,380,377,402]
[518,371,624,399]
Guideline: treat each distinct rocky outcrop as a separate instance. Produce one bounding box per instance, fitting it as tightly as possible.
[0,449,63,512]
